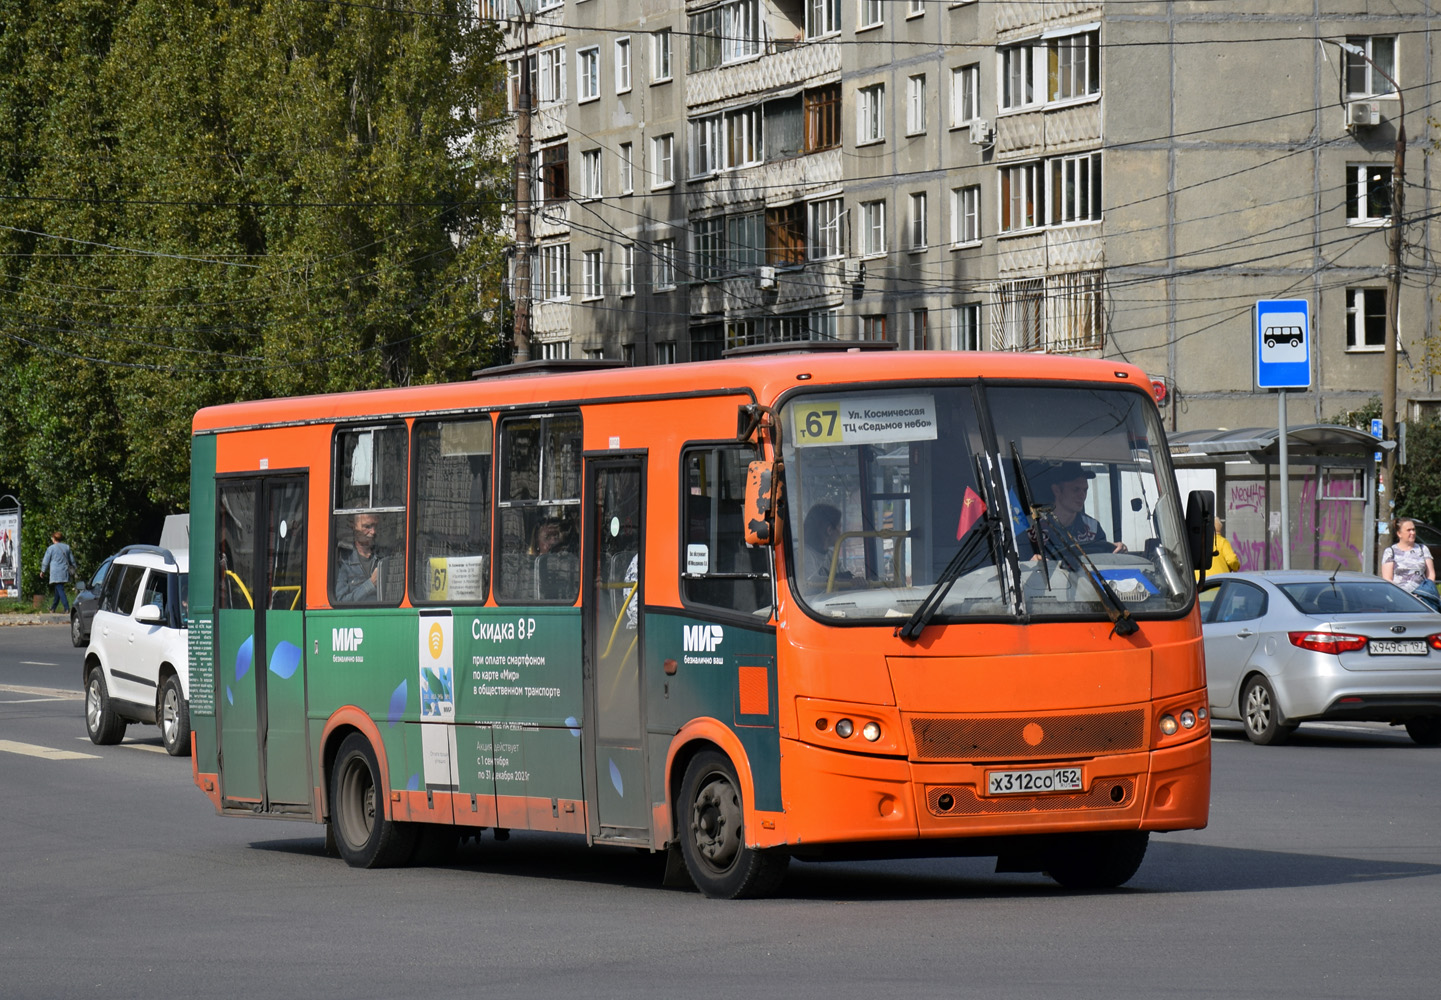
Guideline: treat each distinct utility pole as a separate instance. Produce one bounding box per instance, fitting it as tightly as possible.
[512,12,533,364]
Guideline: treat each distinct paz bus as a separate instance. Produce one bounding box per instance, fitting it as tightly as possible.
[187,344,1214,898]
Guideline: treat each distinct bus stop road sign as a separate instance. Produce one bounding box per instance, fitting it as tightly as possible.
[1256,300,1311,389]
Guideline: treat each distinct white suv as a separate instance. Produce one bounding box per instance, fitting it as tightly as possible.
[83,547,191,756]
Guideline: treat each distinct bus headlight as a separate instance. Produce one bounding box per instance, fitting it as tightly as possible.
[835,718,854,739]
[862,721,881,742]
[1180,710,1196,729]
[1159,714,1179,736]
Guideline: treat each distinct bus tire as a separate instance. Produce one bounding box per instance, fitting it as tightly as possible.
[678,750,788,899]
[1045,831,1149,890]
[158,674,191,757]
[85,668,127,746]
[330,733,416,869]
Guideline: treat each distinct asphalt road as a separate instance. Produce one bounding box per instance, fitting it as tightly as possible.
[3,623,1438,999]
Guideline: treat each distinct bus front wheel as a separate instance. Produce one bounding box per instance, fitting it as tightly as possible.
[330,733,416,868]
[1045,831,1149,890]
[678,750,788,899]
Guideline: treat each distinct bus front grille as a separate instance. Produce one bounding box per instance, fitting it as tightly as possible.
[925,777,1136,816]
[909,709,1146,761]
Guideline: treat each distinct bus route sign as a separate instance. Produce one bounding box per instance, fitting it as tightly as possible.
[1255,299,1311,389]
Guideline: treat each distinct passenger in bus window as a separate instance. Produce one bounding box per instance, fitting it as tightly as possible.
[530,515,576,555]
[335,513,382,603]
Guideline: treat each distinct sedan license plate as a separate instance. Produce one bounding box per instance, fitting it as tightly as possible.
[1368,639,1427,656]
[987,767,1082,796]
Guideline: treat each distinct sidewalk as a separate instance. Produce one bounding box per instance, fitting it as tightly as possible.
[0,613,71,626]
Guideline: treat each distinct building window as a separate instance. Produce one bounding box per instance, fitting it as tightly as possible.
[1000,44,1038,111]
[858,0,883,29]
[695,216,725,281]
[539,340,571,360]
[1000,162,1043,232]
[909,192,928,250]
[908,0,924,16]
[728,211,765,270]
[580,149,601,200]
[950,65,980,127]
[615,38,631,93]
[804,84,841,152]
[1048,31,1100,102]
[766,203,805,266]
[655,341,678,364]
[808,198,843,260]
[861,199,886,256]
[1346,164,1392,224]
[577,47,599,102]
[857,83,884,144]
[1346,288,1387,351]
[652,29,672,83]
[690,115,721,176]
[690,0,760,72]
[692,324,724,361]
[951,185,980,244]
[953,302,981,351]
[540,143,568,204]
[996,277,1044,350]
[533,243,570,301]
[1050,152,1101,224]
[581,250,603,300]
[620,245,635,295]
[806,0,839,37]
[906,74,926,135]
[619,142,633,194]
[1345,36,1397,97]
[622,344,636,365]
[905,308,929,350]
[538,45,566,104]
[809,309,839,340]
[726,106,762,168]
[535,0,561,11]
[860,314,888,341]
[1049,270,1104,351]
[655,238,676,289]
[727,319,760,350]
[652,134,674,189]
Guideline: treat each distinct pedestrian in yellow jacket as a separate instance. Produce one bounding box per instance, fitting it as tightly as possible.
[1197,517,1240,580]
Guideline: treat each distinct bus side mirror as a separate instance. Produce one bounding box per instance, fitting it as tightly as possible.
[744,460,779,546]
[1185,490,1215,581]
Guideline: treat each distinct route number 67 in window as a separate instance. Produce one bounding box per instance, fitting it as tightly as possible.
[793,402,843,444]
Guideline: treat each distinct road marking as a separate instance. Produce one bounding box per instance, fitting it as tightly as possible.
[0,696,69,704]
[73,737,169,754]
[19,661,60,666]
[0,684,82,701]
[0,739,99,761]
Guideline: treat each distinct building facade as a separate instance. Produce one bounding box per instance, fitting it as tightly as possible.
[491,0,1438,432]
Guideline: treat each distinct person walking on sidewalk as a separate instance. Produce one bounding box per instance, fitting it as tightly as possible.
[40,530,77,612]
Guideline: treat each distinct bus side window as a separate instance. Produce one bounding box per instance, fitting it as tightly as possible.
[331,423,408,606]
[411,416,493,605]
[682,445,772,615]
[496,412,582,604]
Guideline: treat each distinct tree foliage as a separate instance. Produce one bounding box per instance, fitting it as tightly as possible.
[0,0,509,587]
[1325,396,1441,528]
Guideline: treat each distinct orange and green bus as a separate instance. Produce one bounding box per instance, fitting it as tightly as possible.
[188,345,1214,897]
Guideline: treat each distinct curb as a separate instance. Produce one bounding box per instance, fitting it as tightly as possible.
[0,615,72,626]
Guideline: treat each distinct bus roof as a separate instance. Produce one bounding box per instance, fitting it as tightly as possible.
[192,351,1153,435]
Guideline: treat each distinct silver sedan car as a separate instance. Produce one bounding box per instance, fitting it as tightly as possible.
[1200,570,1441,745]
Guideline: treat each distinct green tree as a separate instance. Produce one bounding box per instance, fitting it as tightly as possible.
[0,0,509,588]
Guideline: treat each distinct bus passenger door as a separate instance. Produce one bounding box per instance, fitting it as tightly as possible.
[215,475,310,812]
[583,458,649,844]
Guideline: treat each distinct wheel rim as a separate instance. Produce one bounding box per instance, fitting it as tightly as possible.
[1245,683,1272,735]
[336,754,376,851]
[690,769,743,875]
[160,684,179,747]
[71,616,81,644]
[86,678,102,734]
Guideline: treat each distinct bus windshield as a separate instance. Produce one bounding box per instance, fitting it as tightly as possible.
[780,381,1193,624]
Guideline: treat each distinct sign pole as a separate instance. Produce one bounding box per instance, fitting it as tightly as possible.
[1277,391,1290,570]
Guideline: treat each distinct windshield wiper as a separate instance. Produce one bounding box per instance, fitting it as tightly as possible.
[1010,443,1051,586]
[1035,509,1139,638]
[897,487,989,642]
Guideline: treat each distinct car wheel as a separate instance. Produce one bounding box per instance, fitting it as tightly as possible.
[329,733,416,868]
[70,611,86,648]
[1403,717,1441,746]
[158,675,191,757]
[678,750,789,898]
[85,669,127,745]
[1241,675,1293,746]
[1046,831,1150,890]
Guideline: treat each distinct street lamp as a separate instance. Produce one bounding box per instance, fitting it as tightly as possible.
[1335,39,1404,542]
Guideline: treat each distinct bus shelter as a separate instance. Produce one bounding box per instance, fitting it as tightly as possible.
[1167,425,1395,574]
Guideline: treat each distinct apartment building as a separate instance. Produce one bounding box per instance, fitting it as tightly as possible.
[493,1,1438,432]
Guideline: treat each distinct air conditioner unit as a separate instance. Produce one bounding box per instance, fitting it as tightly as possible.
[968,119,992,146]
[756,265,777,290]
[1346,100,1382,129]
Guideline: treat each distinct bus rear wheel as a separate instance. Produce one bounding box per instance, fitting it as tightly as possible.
[330,733,416,868]
[678,750,788,899]
[1045,831,1149,890]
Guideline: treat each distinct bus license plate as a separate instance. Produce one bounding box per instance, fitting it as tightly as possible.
[987,767,1083,795]
[1368,639,1427,655]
